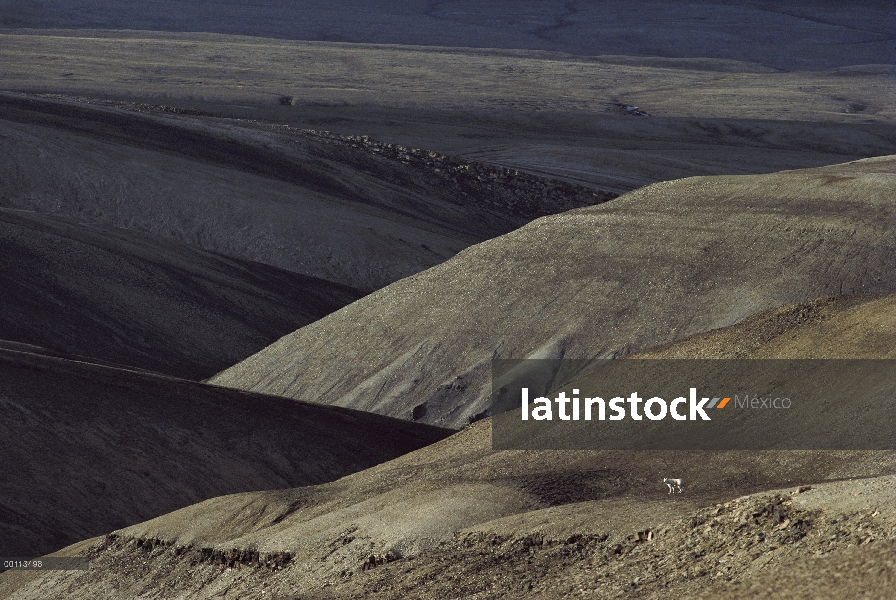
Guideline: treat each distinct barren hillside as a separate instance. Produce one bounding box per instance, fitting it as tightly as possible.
[0,206,361,378]
[211,156,896,427]
[0,93,610,291]
[2,2,894,597]
[5,292,896,598]
[0,347,449,558]
[2,29,894,197]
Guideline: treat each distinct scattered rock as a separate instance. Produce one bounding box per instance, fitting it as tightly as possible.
[362,549,402,570]
[293,127,616,219]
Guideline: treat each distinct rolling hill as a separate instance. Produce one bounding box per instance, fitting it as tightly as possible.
[6,292,896,598]
[2,28,894,199]
[2,2,894,597]
[0,347,449,558]
[0,206,362,379]
[0,93,610,291]
[211,156,896,427]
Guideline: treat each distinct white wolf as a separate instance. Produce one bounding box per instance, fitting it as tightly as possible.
[663,478,683,494]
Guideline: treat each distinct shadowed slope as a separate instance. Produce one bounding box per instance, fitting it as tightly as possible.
[0,207,362,379]
[0,94,609,291]
[7,293,896,598]
[212,156,896,427]
[1,1,893,70]
[4,31,894,201]
[0,348,450,558]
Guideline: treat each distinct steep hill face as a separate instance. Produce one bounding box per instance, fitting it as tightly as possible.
[211,156,896,427]
[0,206,362,379]
[0,348,450,558]
[0,94,610,292]
[6,293,896,599]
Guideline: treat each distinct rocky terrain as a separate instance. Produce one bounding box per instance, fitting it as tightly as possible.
[4,292,896,598]
[211,156,896,427]
[0,206,361,378]
[340,479,896,600]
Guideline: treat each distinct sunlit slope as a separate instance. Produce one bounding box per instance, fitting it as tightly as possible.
[11,293,896,598]
[635,294,896,359]
[36,422,892,599]
[0,94,605,291]
[0,348,449,558]
[0,207,361,379]
[501,293,896,451]
[212,156,896,427]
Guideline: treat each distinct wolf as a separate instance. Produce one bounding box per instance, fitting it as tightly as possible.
[663,478,683,494]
